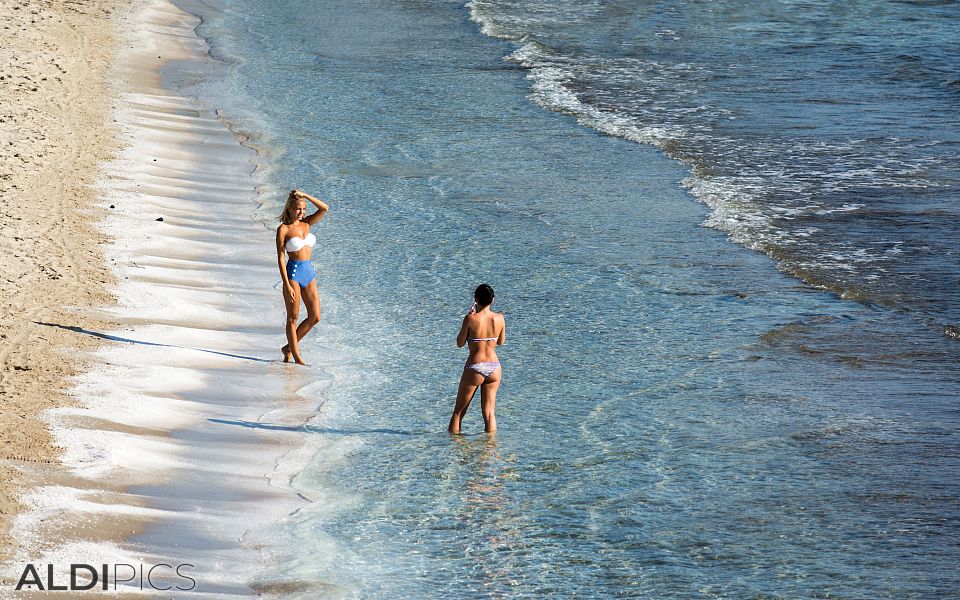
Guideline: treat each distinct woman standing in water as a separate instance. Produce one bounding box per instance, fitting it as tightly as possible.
[449,284,506,434]
[276,189,329,365]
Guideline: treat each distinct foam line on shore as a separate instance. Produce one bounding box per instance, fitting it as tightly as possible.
[1,0,328,595]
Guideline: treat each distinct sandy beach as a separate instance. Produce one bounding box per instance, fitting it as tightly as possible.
[2,0,956,596]
[0,0,121,563]
[1,0,315,594]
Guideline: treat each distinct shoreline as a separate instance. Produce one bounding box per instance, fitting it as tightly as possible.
[0,0,123,566]
[2,0,318,594]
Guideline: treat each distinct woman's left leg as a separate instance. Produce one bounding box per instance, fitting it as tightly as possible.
[282,280,321,356]
[295,280,322,341]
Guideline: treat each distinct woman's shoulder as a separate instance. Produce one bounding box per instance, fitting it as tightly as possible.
[484,311,504,325]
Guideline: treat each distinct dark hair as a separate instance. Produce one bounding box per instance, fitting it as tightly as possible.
[474,284,495,307]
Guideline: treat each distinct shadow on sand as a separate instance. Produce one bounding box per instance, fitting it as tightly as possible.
[208,417,416,437]
[35,321,275,363]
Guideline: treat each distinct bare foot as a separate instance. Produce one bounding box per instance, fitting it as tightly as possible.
[292,350,307,366]
[281,344,291,363]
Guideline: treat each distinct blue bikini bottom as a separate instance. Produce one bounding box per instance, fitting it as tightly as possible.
[286,259,316,288]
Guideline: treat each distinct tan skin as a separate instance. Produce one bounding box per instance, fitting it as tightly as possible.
[276,190,329,365]
[448,301,506,434]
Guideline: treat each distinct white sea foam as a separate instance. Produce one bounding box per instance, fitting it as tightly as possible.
[467,0,604,41]
[493,38,932,293]
[3,1,320,596]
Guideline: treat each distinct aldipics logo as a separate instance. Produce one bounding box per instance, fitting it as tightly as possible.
[15,563,196,592]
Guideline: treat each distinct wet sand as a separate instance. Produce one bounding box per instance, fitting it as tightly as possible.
[1,0,320,594]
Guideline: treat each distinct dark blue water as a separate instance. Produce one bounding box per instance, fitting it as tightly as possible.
[470,0,960,315]
[178,0,959,597]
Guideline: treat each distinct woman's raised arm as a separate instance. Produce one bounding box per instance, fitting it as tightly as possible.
[295,190,329,225]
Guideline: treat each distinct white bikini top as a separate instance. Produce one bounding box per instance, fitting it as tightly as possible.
[285,232,316,252]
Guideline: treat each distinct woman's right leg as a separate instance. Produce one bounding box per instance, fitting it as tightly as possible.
[449,369,484,434]
[283,283,304,364]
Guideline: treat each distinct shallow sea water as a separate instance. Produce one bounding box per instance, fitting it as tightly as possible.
[173,0,959,597]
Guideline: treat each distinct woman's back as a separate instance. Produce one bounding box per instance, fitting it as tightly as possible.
[466,311,501,339]
[464,309,504,362]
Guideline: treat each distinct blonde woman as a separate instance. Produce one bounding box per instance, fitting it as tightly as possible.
[276,189,329,364]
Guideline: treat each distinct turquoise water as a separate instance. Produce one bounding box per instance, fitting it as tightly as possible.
[177,0,958,596]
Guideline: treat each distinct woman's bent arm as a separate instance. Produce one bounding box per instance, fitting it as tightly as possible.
[297,190,329,225]
[456,314,470,348]
[497,316,506,345]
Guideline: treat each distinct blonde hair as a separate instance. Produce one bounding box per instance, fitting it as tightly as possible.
[279,190,303,225]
